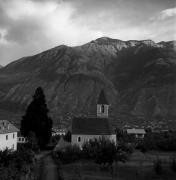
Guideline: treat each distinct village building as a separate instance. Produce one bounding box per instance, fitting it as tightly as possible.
[52,128,66,136]
[17,132,28,144]
[71,90,116,147]
[0,120,19,151]
[126,128,146,138]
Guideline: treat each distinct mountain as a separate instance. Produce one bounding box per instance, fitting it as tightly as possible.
[0,65,3,69]
[0,37,176,129]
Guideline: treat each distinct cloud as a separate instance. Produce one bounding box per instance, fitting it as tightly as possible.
[0,28,8,44]
[160,7,176,19]
[0,0,103,65]
[151,7,176,20]
[149,7,176,41]
[0,0,176,65]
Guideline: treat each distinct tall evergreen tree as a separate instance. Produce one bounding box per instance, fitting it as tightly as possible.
[21,87,52,148]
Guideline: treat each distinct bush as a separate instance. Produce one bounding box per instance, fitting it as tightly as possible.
[170,158,176,172]
[153,159,163,175]
[82,138,131,167]
[139,131,176,152]
[53,137,133,168]
[64,131,71,142]
[0,147,35,180]
[53,145,81,164]
[26,131,40,152]
[51,134,61,146]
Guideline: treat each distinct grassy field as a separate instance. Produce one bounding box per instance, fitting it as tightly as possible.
[60,151,176,180]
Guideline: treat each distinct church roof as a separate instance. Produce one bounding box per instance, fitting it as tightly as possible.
[72,117,112,135]
[0,120,19,134]
[97,90,109,105]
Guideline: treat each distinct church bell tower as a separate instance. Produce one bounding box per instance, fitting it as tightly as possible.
[97,90,109,118]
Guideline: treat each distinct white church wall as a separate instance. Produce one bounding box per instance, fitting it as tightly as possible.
[72,134,116,148]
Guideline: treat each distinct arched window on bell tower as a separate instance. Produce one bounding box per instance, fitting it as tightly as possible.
[97,90,109,118]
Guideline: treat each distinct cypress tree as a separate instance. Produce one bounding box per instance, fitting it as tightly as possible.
[21,87,52,148]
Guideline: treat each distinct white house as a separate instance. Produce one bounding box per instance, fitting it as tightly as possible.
[126,128,146,138]
[0,120,19,151]
[72,90,116,147]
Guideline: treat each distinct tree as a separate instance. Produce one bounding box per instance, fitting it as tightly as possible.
[64,130,71,142]
[27,131,39,152]
[21,87,52,148]
[82,137,131,168]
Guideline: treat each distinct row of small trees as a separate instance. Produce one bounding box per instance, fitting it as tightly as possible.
[115,128,176,152]
[137,131,176,152]
[53,137,133,168]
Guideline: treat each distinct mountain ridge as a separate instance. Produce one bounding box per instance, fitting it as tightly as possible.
[2,37,175,70]
[0,37,176,129]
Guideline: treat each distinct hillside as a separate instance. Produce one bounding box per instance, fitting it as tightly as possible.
[0,37,176,129]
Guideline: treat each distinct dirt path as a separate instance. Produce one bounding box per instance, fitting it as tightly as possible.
[37,152,60,180]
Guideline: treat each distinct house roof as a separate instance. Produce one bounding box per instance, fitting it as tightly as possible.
[0,120,19,134]
[72,117,112,135]
[127,128,146,134]
[97,90,109,105]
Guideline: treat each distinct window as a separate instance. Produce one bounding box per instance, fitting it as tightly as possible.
[13,134,15,138]
[6,135,8,140]
[101,105,104,113]
[78,136,81,142]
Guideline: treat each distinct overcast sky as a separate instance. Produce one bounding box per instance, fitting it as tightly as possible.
[0,0,176,65]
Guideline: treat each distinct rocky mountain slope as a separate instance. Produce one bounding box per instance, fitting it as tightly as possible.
[0,37,176,129]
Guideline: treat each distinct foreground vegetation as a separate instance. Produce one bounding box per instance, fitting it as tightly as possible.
[59,151,176,180]
[53,137,133,167]
[138,130,176,151]
[52,136,176,180]
[0,145,36,180]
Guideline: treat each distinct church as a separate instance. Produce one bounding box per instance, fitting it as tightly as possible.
[71,90,116,147]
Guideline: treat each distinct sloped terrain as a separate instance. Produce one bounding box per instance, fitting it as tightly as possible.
[0,37,176,129]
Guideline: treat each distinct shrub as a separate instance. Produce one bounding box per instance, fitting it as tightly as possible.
[51,134,61,146]
[139,131,176,152]
[82,137,131,167]
[170,158,176,172]
[26,131,40,152]
[64,131,71,142]
[54,145,81,164]
[0,147,35,180]
[153,159,163,175]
